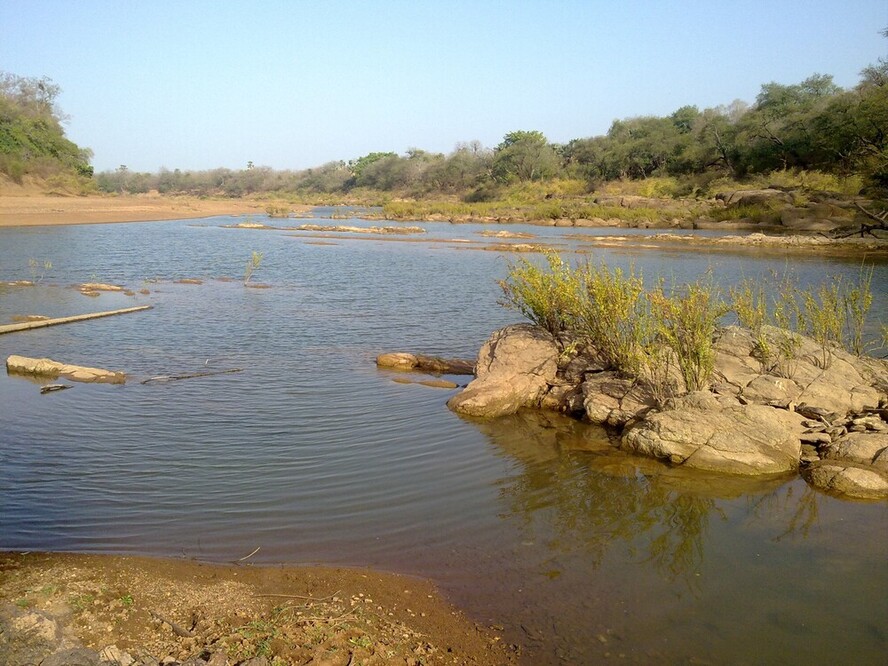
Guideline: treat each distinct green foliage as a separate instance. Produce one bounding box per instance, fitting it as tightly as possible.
[0,71,93,182]
[730,279,773,369]
[492,130,559,182]
[576,261,649,377]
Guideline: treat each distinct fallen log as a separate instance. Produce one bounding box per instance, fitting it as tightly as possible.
[40,384,71,394]
[0,305,152,335]
[376,352,475,375]
[6,355,126,384]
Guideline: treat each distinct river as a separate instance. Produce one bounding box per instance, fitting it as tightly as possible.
[1,213,886,664]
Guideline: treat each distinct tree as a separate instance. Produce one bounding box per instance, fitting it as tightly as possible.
[492,130,559,182]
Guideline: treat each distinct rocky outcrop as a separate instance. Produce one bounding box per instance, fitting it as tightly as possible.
[445,321,888,494]
[6,355,126,384]
[715,189,794,207]
[446,324,558,418]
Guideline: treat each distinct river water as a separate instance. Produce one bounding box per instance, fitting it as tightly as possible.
[1,214,886,664]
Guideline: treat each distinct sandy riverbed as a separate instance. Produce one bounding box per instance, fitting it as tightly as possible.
[0,182,305,227]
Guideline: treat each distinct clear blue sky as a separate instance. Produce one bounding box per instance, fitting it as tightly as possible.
[1,0,885,173]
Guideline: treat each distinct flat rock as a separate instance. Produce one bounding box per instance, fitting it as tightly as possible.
[377,352,474,375]
[6,355,126,384]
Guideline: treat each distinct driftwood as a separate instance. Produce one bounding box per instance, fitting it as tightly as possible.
[0,306,152,335]
[830,203,888,239]
[141,368,244,384]
[148,610,195,638]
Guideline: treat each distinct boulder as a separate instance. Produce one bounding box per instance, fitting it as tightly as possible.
[447,324,558,418]
[6,355,126,384]
[621,394,805,475]
[821,431,888,468]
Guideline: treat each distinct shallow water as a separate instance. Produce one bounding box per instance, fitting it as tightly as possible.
[1,216,886,664]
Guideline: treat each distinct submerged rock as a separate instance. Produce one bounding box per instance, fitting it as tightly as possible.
[803,461,888,500]
[376,352,474,375]
[447,324,558,418]
[6,355,126,384]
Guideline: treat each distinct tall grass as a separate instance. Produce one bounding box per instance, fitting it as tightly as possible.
[648,274,727,392]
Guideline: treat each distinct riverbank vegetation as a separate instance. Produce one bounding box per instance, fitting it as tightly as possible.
[500,251,881,400]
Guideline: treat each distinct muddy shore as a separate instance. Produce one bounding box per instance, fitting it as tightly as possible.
[0,552,515,665]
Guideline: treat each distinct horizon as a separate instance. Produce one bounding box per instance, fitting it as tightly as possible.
[1,0,886,173]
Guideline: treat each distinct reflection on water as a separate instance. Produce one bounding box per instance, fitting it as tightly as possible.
[0,217,886,664]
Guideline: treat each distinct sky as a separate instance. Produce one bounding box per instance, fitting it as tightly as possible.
[1,0,886,173]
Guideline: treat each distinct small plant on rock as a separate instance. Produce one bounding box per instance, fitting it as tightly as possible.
[28,258,52,283]
[576,260,649,377]
[244,250,263,285]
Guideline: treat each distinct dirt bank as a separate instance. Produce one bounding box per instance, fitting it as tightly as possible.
[0,552,516,665]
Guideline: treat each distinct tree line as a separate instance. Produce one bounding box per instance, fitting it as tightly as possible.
[2,51,885,198]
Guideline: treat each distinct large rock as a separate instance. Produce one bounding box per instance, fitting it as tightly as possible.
[715,189,793,207]
[822,431,888,468]
[712,326,884,415]
[6,355,126,384]
[804,430,888,499]
[621,393,805,475]
[447,324,558,418]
